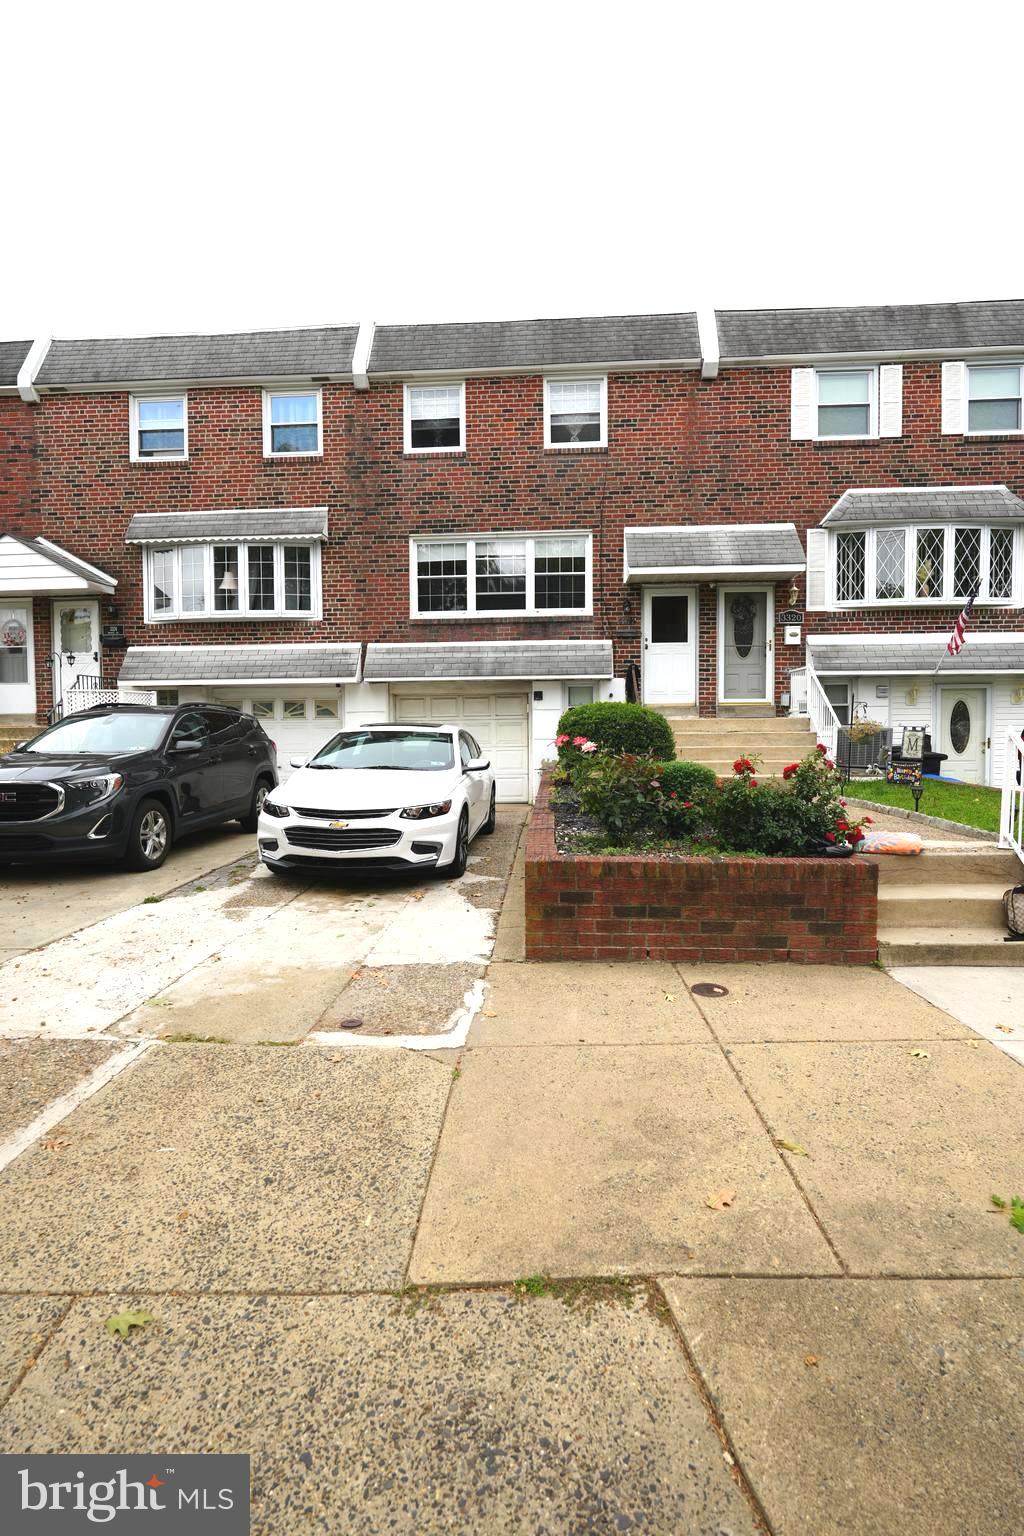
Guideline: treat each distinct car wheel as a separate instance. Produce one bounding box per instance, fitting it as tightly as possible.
[125,798,172,871]
[441,809,470,879]
[239,777,272,833]
[481,786,497,834]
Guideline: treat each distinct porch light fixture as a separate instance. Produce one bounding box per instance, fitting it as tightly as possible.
[1012,686,1024,706]
[906,686,919,706]
[787,580,800,607]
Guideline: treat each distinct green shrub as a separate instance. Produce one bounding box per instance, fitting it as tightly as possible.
[557,701,675,761]
[575,753,703,840]
[655,760,718,800]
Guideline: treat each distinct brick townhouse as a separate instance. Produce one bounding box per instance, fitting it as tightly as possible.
[1,301,1023,798]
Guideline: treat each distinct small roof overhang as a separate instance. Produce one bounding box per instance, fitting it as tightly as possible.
[118,643,361,687]
[822,484,1024,528]
[0,534,116,595]
[125,507,328,545]
[364,640,614,683]
[808,634,1024,675]
[623,524,805,583]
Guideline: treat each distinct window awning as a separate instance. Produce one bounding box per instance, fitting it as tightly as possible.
[822,485,1024,527]
[124,507,328,545]
[364,641,613,682]
[0,534,116,595]
[624,524,805,582]
[808,635,1024,675]
[118,643,361,685]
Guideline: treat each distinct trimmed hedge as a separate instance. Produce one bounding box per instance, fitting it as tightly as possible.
[655,760,718,799]
[557,701,675,761]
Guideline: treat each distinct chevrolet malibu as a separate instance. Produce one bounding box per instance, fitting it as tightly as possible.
[257,722,497,877]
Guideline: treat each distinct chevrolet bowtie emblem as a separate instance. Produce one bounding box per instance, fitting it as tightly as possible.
[329,820,348,829]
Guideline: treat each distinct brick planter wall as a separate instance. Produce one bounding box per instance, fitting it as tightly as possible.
[525,772,878,964]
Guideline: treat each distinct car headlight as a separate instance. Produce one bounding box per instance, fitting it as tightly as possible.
[262,799,291,819]
[399,800,453,820]
[61,773,124,812]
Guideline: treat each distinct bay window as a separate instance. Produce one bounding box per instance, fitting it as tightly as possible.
[833,525,1017,606]
[145,543,319,620]
[412,533,591,617]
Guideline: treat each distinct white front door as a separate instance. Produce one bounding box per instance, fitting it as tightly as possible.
[720,588,772,703]
[642,586,697,705]
[0,605,35,714]
[941,687,988,784]
[52,600,100,705]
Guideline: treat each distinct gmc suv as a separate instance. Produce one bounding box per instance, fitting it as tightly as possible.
[0,704,277,870]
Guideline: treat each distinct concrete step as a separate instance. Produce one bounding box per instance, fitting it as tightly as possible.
[665,717,815,736]
[874,848,1023,887]
[672,745,811,765]
[878,883,1008,928]
[880,926,1024,966]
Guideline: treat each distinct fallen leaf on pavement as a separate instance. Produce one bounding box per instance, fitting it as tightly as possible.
[996,1025,1013,1034]
[909,1049,930,1059]
[774,1139,810,1157]
[104,1311,154,1338]
[804,1354,819,1367]
[704,1189,736,1211]
[41,1137,69,1153]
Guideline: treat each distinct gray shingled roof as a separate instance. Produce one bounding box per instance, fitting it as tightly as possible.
[119,645,361,684]
[0,340,30,387]
[125,508,329,544]
[369,314,699,374]
[809,637,1024,674]
[716,300,1024,361]
[364,641,613,682]
[823,485,1024,527]
[625,524,805,575]
[37,327,358,387]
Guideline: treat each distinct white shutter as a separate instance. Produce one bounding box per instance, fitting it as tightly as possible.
[805,529,830,611]
[791,368,815,439]
[878,364,903,436]
[941,360,965,434]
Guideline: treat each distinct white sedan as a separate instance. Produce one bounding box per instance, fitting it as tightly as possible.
[257,722,496,877]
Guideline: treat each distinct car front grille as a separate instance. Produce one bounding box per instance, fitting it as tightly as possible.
[0,784,61,822]
[291,806,397,820]
[285,826,403,851]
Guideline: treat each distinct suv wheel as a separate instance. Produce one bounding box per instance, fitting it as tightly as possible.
[126,798,172,871]
[239,778,272,833]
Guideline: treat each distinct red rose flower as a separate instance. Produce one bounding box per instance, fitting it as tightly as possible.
[782,762,799,780]
[749,778,758,788]
[669,791,678,799]
[824,759,835,770]
[836,819,849,832]
[683,800,693,808]
[816,743,827,755]
[850,826,865,843]
[862,815,873,825]
[825,831,836,843]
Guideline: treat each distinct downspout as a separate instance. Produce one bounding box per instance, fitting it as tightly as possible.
[17,336,52,403]
[351,319,374,390]
[697,308,719,380]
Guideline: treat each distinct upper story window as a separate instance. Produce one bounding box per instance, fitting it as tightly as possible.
[967,364,1022,434]
[262,389,322,457]
[411,533,591,618]
[544,377,607,448]
[404,384,465,453]
[791,365,902,440]
[130,394,187,461]
[833,524,1018,606]
[816,369,875,438]
[145,542,320,621]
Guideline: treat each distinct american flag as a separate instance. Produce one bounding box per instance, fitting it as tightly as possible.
[946,588,978,657]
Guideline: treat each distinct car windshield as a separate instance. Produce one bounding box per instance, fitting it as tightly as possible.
[308,730,455,771]
[23,713,169,754]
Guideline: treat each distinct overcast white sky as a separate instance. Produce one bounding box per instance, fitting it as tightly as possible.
[4,1,1023,340]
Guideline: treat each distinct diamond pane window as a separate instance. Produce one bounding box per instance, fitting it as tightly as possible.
[136,396,186,458]
[836,531,866,602]
[547,379,603,445]
[417,542,468,613]
[267,392,320,454]
[953,527,982,598]
[180,545,206,612]
[213,546,240,611]
[967,365,1022,433]
[284,547,312,612]
[476,540,526,611]
[989,528,1014,600]
[534,536,587,609]
[408,386,463,450]
[248,546,275,611]
[915,528,945,599]
[875,528,906,600]
[817,370,872,437]
[151,549,174,612]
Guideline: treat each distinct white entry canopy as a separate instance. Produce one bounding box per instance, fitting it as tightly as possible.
[0,535,116,595]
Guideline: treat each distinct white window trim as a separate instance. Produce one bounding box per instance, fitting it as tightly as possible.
[261,388,323,459]
[830,524,1021,609]
[403,381,466,455]
[409,531,594,620]
[964,361,1024,437]
[130,392,189,463]
[143,542,323,622]
[814,366,878,442]
[543,375,608,450]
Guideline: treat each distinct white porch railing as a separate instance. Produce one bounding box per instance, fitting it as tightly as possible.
[57,685,156,719]
[999,726,1024,867]
[804,658,841,762]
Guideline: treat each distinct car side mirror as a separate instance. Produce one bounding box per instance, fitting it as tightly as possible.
[289,756,308,769]
[173,738,203,754]
[12,740,27,751]
[466,756,490,772]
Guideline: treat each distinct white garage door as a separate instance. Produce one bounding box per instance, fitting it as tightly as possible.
[393,691,529,801]
[195,692,344,783]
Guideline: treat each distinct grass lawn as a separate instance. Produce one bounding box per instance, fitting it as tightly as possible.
[849,776,1003,833]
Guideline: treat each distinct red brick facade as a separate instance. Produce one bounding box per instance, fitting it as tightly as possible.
[524,773,879,964]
